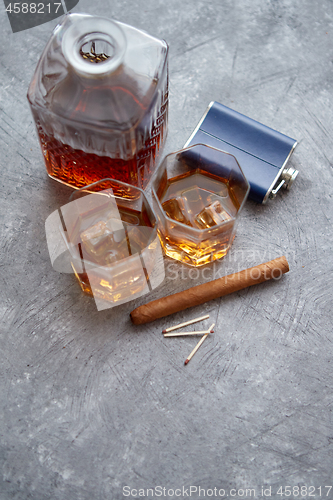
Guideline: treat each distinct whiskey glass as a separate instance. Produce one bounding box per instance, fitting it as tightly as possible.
[151,144,249,267]
[57,179,164,310]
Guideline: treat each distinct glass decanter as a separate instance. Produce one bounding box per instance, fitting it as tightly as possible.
[28,13,169,189]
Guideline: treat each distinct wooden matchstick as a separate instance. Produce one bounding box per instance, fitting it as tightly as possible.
[184,323,215,365]
[164,328,214,337]
[162,314,209,334]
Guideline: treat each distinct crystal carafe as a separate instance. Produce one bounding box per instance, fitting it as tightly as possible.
[28,13,169,189]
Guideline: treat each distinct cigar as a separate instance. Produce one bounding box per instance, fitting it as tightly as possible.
[130,256,289,325]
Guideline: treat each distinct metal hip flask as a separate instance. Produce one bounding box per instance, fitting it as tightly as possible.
[185,101,298,203]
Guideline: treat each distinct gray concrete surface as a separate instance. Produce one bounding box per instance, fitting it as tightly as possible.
[1,0,333,499]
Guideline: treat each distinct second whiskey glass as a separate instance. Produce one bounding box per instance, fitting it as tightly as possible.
[152,144,249,267]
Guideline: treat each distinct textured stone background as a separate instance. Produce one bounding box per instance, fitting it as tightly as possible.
[0,0,333,499]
